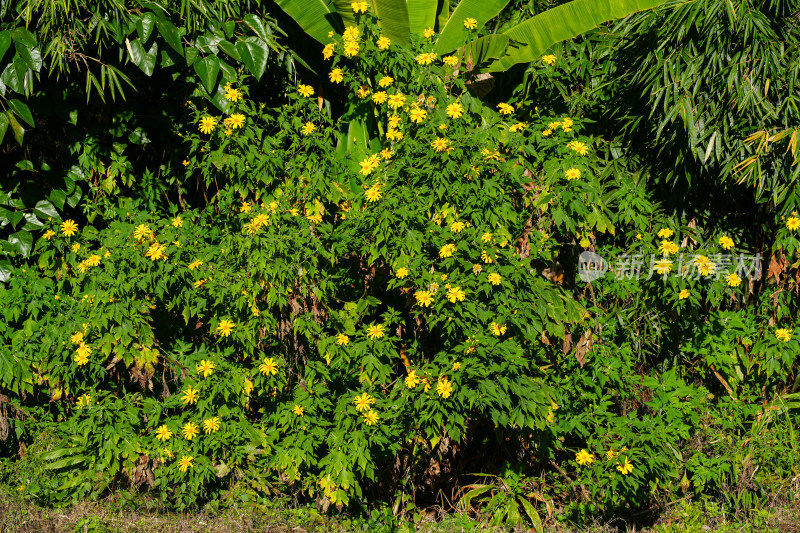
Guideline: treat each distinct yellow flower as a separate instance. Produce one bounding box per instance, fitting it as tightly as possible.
[787,216,800,231]
[144,242,167,261]
[776,328,792,342]
[224,87,242,102]
[658,240,679,255]
[443,55,458,67]
[336,334,350,346]
[617,457,633,475]
[567,140,590,155]
[155,425,173,441]
[463,17,477,30]
[452,362,461,371]
[343,26,360,41]
[224,113,246,129]
[564,168,581,180]
[436,377,454,398]
[133,223,153,241]
[74,348,90,366]
[576,449,595,465]
[188,260,203,270]
[43,229,55,240]
[329,68,344,84]
[182,422,199,440]
[487,272,502,285]
[177,455,193,472]
[561,117,573,129]
[654,259,672,275]
[259,357,278,376]
[243,379,253,396]
[405,370,420,389]
[726,273,741,287]
[481,250,494,264]
[424,27,435,38]
[323,43,335,60]
[415,290,434,307]
[216,319,235,337]
[415,52,437,65]
[497,103,514,115]
[446,286,465,303]
[293,404,305,416]
[387,114,402,128]
[358,85,371,98]
[366,323,385,340]
[378,76,394,88]
[376,36,391,50]
[509,122,527,132]
[71,242,81,253]
[694,255,715,277]
[678,289,691,300]
[363,409,379,425]
[354,392,376,412]
[490,322,507,336]
[196,360,216,378]
[372,91,388,104]
[181,386,199,405]
[360,154,380,175]
[301,122,316,135]
[199,116,217,134]
[343,40,360,57]
[182,159,190,167]
[71,331,84,344]
[203,416,221,434]
[365,184,383,202]
[431,137,451,152]
[171,216,183,227]
[409,107,427,123]
[450,221,465,233]
[395,267,409,279]
[380,148,393,160]
[446,102,464,119]
[387,92,406,109]
[482,232,493,243]
[77,394,91,408]
[439,243,456,258]
[298,84,314,97]
[61,219,79,237]
[657,228,674,239]
[541,54,556,65]
[351,1,368,13]
[386,128,403,141]
[542,129,552,137]
[548,121,561,130]
[719,235,734,249]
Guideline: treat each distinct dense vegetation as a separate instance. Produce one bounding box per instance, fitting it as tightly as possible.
[1,0,799,530]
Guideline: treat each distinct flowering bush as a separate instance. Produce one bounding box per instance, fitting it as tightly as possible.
[2,3,799,524]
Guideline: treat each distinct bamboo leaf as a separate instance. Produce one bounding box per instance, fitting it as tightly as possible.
[373,0,411,45]
[276,0,342,44]
[408,0,438,35]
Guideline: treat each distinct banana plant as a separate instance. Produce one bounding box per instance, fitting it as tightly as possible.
[275,0,670,71]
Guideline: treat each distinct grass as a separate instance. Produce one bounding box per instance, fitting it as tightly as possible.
[2,487,800,533]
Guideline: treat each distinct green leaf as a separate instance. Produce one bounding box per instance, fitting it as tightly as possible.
[434,0,510,54]
[460,484,492,508]
[8,230,33,257]
[126,38,157,76]
[0,31,11,60]
[488,0,670,71]
[7,112,23,145]
[1,62,23,94]
[372,0,411,46]
[236,39,269,80]
[137,12,156,41]
[8,99,33,127]
[0,112,8,144]
[519,498,543,532]
[276,0,342,44]
[10,28,37,48]
[34,200,59,220]
[407,0,438,35]
[243,14,270,42]
[157,19,183,55]
[0,259,11,282]
[218,40,240,62]
[14,42,41,72]
[194,55,220,93]
[462,34,509,68]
